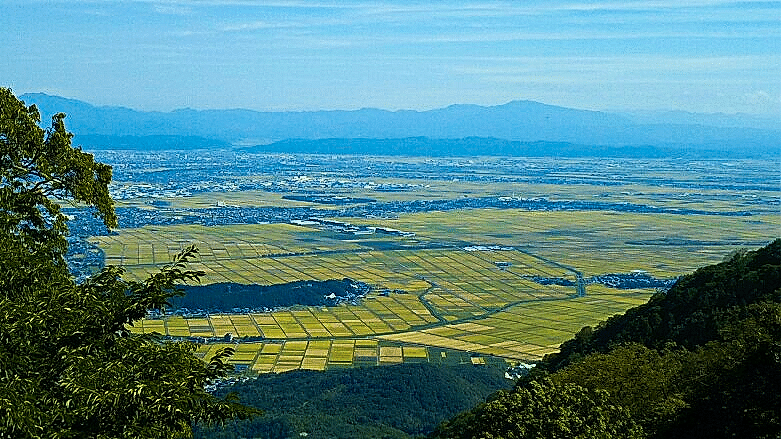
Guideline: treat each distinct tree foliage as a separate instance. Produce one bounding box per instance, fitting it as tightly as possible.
[0,88,255,438]
[0,87,115,260]
[196,362,512,439]
[431,378,644,439]
[547,343,687,436]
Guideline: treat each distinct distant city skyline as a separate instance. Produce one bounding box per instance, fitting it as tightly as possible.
[3,1,779,115]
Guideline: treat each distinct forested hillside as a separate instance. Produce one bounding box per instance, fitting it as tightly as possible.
[196,362,511,439]
[431,239,780,439]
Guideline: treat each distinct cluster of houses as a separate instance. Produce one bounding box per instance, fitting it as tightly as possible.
[291,217,416,237]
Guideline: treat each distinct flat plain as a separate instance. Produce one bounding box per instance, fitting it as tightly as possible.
[75,153,779,373]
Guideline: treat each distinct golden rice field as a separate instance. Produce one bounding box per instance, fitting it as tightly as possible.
[92,201,781,374]
[193,338,506,374]
[89,153,780,374]
[350,209,779,278]
[133,286,654,371]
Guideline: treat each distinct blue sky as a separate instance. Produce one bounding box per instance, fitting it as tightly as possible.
[2,1,779,115]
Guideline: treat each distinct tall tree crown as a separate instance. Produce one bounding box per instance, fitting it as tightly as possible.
[1,87,116,259]
[0,88,253,438]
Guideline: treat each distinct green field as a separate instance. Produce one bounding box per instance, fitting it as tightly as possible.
[102,206,778,373]
[89,154,779,374]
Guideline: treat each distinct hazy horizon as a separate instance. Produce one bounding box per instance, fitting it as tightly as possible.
[17,92,781,118]
[3,1,780,116]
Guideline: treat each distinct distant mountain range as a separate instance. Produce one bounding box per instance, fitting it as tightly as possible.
[20,93,780,158]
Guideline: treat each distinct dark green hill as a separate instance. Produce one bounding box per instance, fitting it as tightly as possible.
[196,362,512,439]
[431,239,781,439]
[542,238,780,372]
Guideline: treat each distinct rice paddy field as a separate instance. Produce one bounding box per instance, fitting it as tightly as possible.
[85,153,779,374]
[101,209,777,372]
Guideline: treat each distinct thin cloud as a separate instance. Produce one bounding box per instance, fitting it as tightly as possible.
[213,1,778,37]
[222,20,306,31]
[451,55,778,75]
[152,3,194,15]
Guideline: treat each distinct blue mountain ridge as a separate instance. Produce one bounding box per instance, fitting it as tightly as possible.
[20,93,780,157]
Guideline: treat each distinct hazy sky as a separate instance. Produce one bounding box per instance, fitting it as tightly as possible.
[2,1,779,115]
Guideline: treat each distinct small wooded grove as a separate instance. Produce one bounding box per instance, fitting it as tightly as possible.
[173,278,367,311]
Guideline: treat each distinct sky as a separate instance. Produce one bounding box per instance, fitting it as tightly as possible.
[2,1,780,115]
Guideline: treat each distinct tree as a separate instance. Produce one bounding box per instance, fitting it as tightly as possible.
[430,378,644,439]
[547,343,687,437]
[0,88,115,261]
[0,88,255,438]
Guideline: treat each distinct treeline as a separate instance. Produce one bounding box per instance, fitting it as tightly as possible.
[431,239,781,438]
[196,362,512,439]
